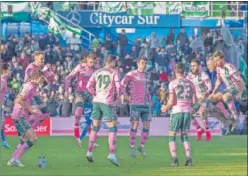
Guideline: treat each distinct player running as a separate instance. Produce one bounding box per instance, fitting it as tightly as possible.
[1,63,11,148]
[161,63,196,166]
[7,70,44,167]
[65,54,95,147]
[24,51,54,130]
[86,55,121,166]
[121,57,152,158]
[205,50,246,133]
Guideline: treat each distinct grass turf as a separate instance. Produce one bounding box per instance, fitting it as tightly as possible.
[1,136,247,176]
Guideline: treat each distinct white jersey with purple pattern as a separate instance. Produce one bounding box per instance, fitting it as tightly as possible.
[86,67,121,106]
[121,70,151,106]
[216,62,245,92]
[169,77,196,114]
[186,71,212,99]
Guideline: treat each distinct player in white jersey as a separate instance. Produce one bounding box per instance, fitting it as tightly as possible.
[186,60,212,141]
[85,55,121,166]
[161,63,196,166]
[187,59,232,140]
[201,50,245,133]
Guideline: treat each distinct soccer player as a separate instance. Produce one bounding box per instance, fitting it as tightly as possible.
[24,51,54,129]
[121,57,152,158]
[1,63,11,148]
[207,50,245,133]
[205,59,233,135]
[186,60,213,141]
[161,63,196,166]
[85,55,121,166]
[65,55,95,147]
[7,70,44,167]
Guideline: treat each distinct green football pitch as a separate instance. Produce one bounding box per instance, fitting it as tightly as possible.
[1,136,247,176]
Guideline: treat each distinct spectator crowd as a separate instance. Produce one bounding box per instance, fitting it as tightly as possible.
[1,28,247,117]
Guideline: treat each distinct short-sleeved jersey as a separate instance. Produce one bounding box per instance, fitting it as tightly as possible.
[186,71,212,99]
[86,67,121,106]
[216,62,245,90]
[65,63,94,92]
[12,82,38,119]
[0,76,7,105]
[169,78,196,114]
[121,70,151,106]
[24,63,54,83]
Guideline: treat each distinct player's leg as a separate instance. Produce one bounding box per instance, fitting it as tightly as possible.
[80,102,92,141]
[129,105,141,158]
[215,101,232,119]
[1,114,10,148]
[74,95,85,147]
[223,91,240,132]
[192,103,205,141]
[208,102,232,135]
[102,104,120,166]
[8,117,37,167]
[198,105,211,141]
[138,108,152,157]
[181,113,193,166]
[86,103,101,162]
[168,113,181,166]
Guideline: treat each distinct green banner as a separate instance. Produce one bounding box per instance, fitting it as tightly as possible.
[182,2,209,17]
[1,2,30,21]
[167,2,209,17]
[212,2,231,17]
[127,2,155,16]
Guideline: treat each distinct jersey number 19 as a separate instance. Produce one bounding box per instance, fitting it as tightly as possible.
[97,75,110,89]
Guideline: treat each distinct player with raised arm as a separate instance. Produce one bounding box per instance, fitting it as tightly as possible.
[201,50,245,133]
[85,55,121,166]
[1,63,11,148]
[121,57,152,158]
[7,70,45,167]
[65,54,95,147]
[161,63,196,166]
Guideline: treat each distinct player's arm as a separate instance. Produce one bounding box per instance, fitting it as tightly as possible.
[64,65,80,93]
[25,68,34,82]
[227,64,242,81]
[15,95,33,112]
[161,92,175,112]
[212,70,222,94]
[120,72,133,101]
[86,73,96,96]
[15,90,41,115]
[120,73,132,95]
[203,73,212,98]
[161,82,175,112]
[41,65,55,84]
[191,83,197,106]
[114,72,121,97]
[212,78,222,94]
